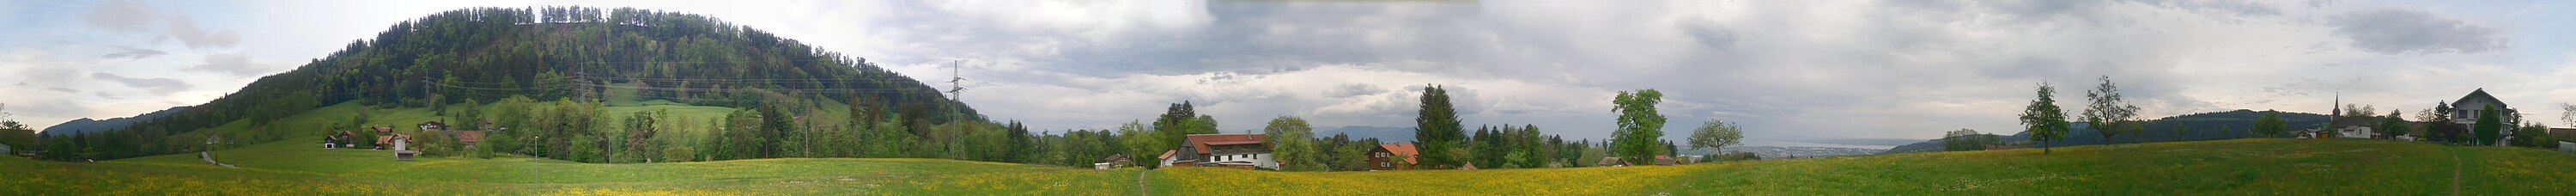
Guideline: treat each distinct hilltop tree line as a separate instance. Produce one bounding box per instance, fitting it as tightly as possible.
[1985,76,2563,155]
[30,6,975,161]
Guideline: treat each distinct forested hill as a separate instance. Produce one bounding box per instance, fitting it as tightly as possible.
[1883,109,2334,154]
[71,7,976,160]
[41,107,189,136]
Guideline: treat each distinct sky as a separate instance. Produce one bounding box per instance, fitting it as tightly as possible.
[4,0,2576,143]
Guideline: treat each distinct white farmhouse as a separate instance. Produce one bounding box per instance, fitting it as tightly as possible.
[1158,133,1278,170]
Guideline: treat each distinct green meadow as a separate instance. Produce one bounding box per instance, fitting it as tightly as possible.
[13,137,2575,195]
[1152,138,2576,195]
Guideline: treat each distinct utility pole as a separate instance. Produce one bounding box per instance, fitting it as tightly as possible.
[530,136,541,184]
[948,59,966,102]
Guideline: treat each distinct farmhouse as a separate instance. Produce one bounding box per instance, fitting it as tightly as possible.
[2443,89,2523,145]
[1097,154,1133,169]
[1368,144,1419,171]
[1158,133,1278,170]
[1597,156,1632,167]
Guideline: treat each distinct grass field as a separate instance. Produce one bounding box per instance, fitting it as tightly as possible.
[1151,138,2576,195]
[12,133,2574,194]
[4,134,1140,195]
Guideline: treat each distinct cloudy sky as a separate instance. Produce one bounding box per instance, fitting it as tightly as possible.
[5,0,2575,143]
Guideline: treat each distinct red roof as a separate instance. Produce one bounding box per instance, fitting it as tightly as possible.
[1378,144,1419,164]
[374,126,393,133]
[1157,150,1178,160]
[455,131,485,143]
[375,134,410,144]
[1184,134,1266,154]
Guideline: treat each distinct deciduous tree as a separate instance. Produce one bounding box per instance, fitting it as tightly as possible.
[2253,110,2287,137]
[1264,115,1321,171]
[1686,119,1743,151]
[1611,89,1667,163]
[2081,76,2142,145]
[2020,82,2072,155]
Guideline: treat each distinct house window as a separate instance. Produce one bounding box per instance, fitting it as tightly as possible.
[1381,162,1389,168]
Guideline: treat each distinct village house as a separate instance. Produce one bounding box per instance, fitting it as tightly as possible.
[2329,116,2377,139]
[2444,89,2522,145]
[1367,144,1419,171]
[1158,133,1278,170]
[418,121,447,132]
[453,131,485,149]
[376,133,410,150]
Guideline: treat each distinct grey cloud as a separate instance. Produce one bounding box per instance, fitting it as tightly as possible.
[862,0,2493,140]
[2330,9,2505,54]
[89,72,191,95]
[94,92,120,100]
[46,87,78,93]
[185,53,274,76]
[100,46,168,59]
[1321,83,1387,98]
[86,0,163,33]
[1677,20,1737,50]
[2125,0,2282,16]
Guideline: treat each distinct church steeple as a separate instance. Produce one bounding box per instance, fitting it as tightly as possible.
[2331,93,2341,117]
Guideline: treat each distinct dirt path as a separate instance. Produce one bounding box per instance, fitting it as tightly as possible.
[2449,147,2462,196]
[1134,169,1151,196]
[1139,168,1159,194]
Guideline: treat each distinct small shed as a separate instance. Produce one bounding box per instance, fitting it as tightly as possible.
[1457,162,1478,170]
[0,144,11,155]
[1656,156,1680,166]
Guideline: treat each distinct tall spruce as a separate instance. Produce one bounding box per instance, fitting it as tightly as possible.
[1414,85,1466,168]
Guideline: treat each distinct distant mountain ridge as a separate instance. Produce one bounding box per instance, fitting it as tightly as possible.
[1317,126,1416,143]
[40,107,191,136]
[1882,109,2336,154]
